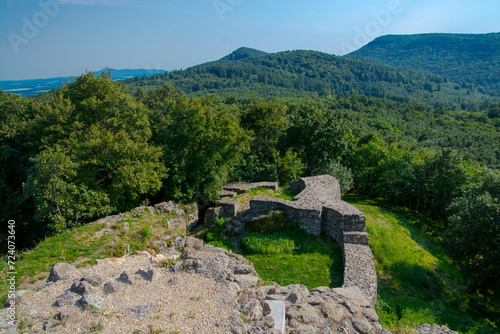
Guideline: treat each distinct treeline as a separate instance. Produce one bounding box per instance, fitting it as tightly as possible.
[1,72,498,296]
[123,49,496,110]
[348,33,500,95]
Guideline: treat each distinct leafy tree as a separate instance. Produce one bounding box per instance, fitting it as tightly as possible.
[23,72,166,230]
[156,93,249,203]
[285,102,353,175]
[315,159,353,196]
[447,168,500,293]
[239,102,292,182]
[24,146,112,232]
[276,148,306,186]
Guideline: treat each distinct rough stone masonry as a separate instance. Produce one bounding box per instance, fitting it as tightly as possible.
[237,175,377,307]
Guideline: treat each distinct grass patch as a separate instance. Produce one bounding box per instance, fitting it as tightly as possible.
[205,218,235,252]
[234,187,301,207]
[345,194,499,334]
[0,208,186,305]
[272,188,301,201]
[243,221,343,289]
[242,232,295,254]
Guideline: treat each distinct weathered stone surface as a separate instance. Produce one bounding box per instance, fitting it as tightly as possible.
[119,271,135,284]
[174,236,185,248]
[283,284,310,300]
[154,201,179,213]
[227,175,378,306]
[302,296,324,306]
[185,236,204,250]
[137,269,156,281]
[235,274,260,288]
[417,323,459,334]
[54,292,80,307]
[182,202,199,231]
[27,305,45,317]
[3,290,34,308]
[363,308,379,322]
[220,190,237,198]
[352,318,373,334]
[291,325,316,334]
[43,320,59,331]
[224,181,279,194]
[310,286,331,294]
[218,197,240,217]
[233,300,263,321]
[127,304,151,318]
[132,206,154,218]
[58,308,82,326]
[205,206,221,224]
[183,244,257,284]
[164,218,185,230]
[343,231,370,245]
[71,280,95,295]
[342,245,377,306]
[79,294,107,311]
[47,263,80,282]
[103,281,121,294]
[321,302,345,323]
[81,275,103,287]
[287,303,322,325]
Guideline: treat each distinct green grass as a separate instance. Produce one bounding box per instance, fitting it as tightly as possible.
[243,221,344,289]
[233,187,301,207]
[344,194,499,334]
[0,208,187,305]
[242,232,295,254]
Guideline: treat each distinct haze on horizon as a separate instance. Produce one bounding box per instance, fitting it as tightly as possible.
[0,0,499,81]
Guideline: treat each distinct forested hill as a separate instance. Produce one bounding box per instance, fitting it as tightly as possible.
[124,48,493,110]
[219,46,268,61]
[347,33,500,95]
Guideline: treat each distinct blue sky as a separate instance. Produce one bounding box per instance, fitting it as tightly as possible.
[0,0,499,80]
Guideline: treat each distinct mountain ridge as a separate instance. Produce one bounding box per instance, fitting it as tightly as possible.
[347,32,500,94]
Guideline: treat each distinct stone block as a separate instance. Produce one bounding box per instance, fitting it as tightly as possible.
[265,300,286,334]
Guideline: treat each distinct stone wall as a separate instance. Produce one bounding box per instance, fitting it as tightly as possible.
[244,175,377,307]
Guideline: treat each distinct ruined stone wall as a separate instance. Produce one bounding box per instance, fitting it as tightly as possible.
[246,175,378,307]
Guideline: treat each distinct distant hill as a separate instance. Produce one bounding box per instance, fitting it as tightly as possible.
[125,48,494,109]
[347,33,500,95]
[219,47,268,61]
[0,68,168,97]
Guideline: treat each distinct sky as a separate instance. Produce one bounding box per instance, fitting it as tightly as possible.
[0,0,499,80]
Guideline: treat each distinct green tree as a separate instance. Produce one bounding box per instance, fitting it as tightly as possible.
[239,102,291,182]
[23,72,166,230]
[24,146,112,232]
[158,94,249,203]
[286,102,353,175]
[447,168,500,293]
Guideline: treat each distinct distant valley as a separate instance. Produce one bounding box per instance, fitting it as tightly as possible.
[0,68,167,97]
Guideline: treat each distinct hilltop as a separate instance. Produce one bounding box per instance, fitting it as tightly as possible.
[347,33,500,95]
[220,47,269,61]
[124,46,495,109]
